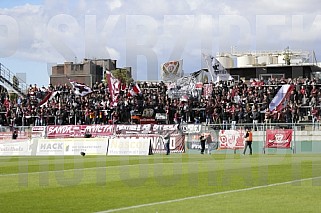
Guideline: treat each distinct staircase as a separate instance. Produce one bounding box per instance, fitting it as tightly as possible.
[0,63,27,97]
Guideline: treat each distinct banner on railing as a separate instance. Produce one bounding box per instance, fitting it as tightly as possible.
[219,130,245,149]
[115,124,152,134]
[152,124,179,133]
[265,129,292,148]
[32,126,46,138]
[180,124,201,133]
[115,124,179,134]
[46,125,114,138]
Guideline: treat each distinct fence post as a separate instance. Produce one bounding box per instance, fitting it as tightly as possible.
[293,123,296,154]
[263,127,266,154]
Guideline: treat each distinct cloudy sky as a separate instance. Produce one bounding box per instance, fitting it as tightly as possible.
[1,0,321,86]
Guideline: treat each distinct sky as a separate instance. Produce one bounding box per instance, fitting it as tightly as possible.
[1,0,321,86]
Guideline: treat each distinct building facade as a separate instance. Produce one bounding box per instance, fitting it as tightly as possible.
[50,59,131,86]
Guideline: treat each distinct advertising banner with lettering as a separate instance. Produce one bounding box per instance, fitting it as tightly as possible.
[32,126,46,138]
[179,124,201,134]
[0,140,31,156]
[36,139,65,155]
[151,124,179,134]
[64,138,108,155]
[111,134,185,154]
[185,132,218,153]
[149,134,185,154]
[36,138,109,156]
[219,130,245,149]
[107,137,150,155]
[115,124,152,134]
[265,129,293,149]
[46,125,114,138]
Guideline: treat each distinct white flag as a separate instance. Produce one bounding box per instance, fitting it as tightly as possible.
[69,80,93,96]
[161,59,183,82]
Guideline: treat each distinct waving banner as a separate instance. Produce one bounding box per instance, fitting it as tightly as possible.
[161,59,183,82]
[269,84,294,112]
[106,71,121,106]
[69,80,93,96]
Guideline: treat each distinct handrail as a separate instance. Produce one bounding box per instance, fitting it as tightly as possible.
[0,63,27,96]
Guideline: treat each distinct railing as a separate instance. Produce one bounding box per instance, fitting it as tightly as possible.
[0,122,320,136]
[0,63,27,96]
[203,122,319,131]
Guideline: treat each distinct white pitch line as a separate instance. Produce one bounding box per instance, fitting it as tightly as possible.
[96,176,321,213]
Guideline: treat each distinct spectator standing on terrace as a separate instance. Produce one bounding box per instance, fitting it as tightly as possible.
[205,102,214,125]
[311,106,319,130]
[264,107,271,129]
[251,107,260,131]
[173,109,181,124]
[221,108,228,130]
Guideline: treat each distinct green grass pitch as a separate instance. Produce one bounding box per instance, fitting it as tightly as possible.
[1,154,321,212]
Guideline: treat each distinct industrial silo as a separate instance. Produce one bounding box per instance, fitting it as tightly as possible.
[217,56,234,68]
[237,55,255,67]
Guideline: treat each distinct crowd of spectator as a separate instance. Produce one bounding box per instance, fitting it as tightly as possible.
[0,76,321,129]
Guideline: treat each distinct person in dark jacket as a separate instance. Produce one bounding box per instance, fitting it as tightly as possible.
[163,133,170,155]
[200,133,207,154]
[12,129,18,139]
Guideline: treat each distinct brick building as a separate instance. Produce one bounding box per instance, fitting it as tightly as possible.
[50,59,131,86]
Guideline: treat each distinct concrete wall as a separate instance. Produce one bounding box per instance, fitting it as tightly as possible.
[186,129,321,154]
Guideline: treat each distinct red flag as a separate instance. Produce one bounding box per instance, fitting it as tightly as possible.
[38,91,59,107]
[121,83,127,91]
[127,83,141,97]
[269,84,294,112]
[106,71,120,106]
[132,83,141,94]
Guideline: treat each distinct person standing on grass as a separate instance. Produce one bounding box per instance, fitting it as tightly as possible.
[163,132,171,155]
[200,133,207,154]
[243,127,253,155]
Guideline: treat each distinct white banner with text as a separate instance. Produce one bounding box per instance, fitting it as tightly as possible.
[107,137,150,155]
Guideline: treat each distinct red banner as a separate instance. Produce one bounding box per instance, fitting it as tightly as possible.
[219,130,245,149]
[265,129,292,148]
[46,125,114,138]
[203,84,213,99]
